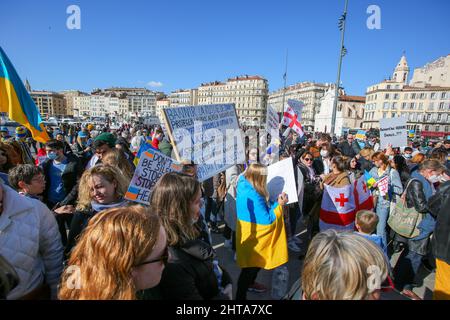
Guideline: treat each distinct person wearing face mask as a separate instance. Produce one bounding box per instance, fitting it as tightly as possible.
[41,139,82,246]
[151,172,232,300]
[312,142,335,178]
[403,147,413,163]
[393,160,446,299]
[65,165,130,258]
[369,152,403,247]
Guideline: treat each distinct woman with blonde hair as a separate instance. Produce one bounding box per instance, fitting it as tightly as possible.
[59,205,167,300]
[235,163,288,300]
[301,230,388,300]
[102,148,135,182]
[65,165,130,256]
[151,172,232,300]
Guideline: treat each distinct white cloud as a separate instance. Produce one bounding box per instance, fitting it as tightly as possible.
[147,81,163,88]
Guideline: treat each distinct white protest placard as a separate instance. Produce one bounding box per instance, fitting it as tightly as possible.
[267,157,298,205]
[379,117,407,149]
[125,148,182,205]
[163,104,245,182]
[266,104,279,136]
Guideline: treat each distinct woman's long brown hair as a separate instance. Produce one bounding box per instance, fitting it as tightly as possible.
[150,172,201,246]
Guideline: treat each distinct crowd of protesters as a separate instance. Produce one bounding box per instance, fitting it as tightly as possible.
[0,120,449,301]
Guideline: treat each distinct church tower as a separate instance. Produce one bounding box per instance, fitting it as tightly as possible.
[25,78,32,92]
[392,54,410,84]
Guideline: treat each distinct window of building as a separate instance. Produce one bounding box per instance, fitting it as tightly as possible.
[439,102,445,110]
[429,102,434,110]
[431,92,436,99]
[393,93,399,100]
[426,113,432,122]
[392,102,397,109]
[441,92,447,99]
[404,93,408,99]
[437,114,442,122]
[435,125,440,132]
[418,103,423,110]
[411,93,416,99]
[383,102,390,109]
[383,112,387,118]
[385,93,390,99]
[410,103,415,110]
[445,125,449,132]
[387,85,391,90]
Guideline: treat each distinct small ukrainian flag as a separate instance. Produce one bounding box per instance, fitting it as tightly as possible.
[0,47,49,143]
[364,170,377,189]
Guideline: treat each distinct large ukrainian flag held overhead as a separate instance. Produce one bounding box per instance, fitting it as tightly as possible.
[0,47,50,143]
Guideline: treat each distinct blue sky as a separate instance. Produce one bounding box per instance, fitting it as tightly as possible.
[1,0,449,96]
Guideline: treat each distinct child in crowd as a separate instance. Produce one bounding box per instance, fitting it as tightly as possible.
[8,164,74,215]
[8,164,46,200]
[355,210,388,257]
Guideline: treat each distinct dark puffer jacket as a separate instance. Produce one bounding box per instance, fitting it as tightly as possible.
[159,239,231,300]
[428,181,450,264]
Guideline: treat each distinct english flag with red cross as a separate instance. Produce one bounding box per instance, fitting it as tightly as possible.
[282,99,304,137]
[354,175,375,211]
[319,183,356,232]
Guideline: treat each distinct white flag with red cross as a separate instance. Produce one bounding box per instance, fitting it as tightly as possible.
[354,175,374,211]
[320,183,356,232]
[282,99,304,137]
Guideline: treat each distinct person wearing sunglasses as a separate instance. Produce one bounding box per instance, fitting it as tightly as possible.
[298,151,322,243]
[59,205,167,300]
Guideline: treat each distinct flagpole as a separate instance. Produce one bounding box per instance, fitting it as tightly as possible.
[281,49,288,133]
[330,0,349,137]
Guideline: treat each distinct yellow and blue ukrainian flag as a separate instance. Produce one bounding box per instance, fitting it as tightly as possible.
[0,47,49,143]
[133,139,154,166]
[236,175,288,270]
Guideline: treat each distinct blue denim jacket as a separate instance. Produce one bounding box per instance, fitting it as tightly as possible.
[369,166,403,207]
[410,171,436,240]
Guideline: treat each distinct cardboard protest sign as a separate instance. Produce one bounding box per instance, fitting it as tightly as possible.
[162,104,245,182]
[379,117,407,149]
[267,157,298,205]
[265,104,279,136]
[125,148,182,205]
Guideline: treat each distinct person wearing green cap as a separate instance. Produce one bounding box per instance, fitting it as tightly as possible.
[85,132,116,169]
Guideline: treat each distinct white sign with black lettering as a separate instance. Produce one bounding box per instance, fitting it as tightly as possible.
[379,117,407,149]
[163,104,245,182]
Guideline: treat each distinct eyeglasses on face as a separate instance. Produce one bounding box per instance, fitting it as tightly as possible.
[304,158,313,162]
[135,247,169,267]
